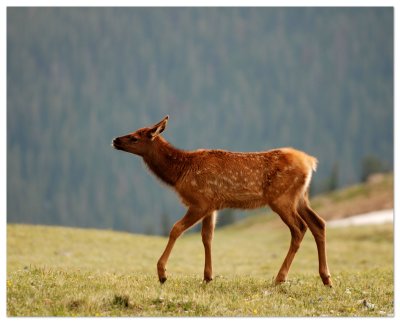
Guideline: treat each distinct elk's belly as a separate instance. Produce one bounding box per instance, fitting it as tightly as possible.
[193,176,267,208]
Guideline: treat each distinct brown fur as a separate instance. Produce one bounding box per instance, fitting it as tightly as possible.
[112,116,332,286]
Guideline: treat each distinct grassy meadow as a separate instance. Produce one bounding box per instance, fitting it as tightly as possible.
[7,221,393,316]
[7,175,394,316]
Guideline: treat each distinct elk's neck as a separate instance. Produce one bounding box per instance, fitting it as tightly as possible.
[143,137,188,186]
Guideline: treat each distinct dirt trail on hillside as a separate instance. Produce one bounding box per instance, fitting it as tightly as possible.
[327,209,393,227]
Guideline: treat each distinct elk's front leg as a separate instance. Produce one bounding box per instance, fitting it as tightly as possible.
[201,211,216,282]
[157,206,208,283]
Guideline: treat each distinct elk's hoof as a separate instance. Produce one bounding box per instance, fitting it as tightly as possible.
[274,274,287,285]
[274,280,286,286]
[323,278,333,287]
[157,262,167,284]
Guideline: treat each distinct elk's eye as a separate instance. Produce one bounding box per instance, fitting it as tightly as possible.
[130,136,139,143]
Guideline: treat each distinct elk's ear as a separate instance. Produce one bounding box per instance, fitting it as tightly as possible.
[149,115,169,139]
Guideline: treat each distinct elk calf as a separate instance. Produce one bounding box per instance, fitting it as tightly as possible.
[112,116,332,286]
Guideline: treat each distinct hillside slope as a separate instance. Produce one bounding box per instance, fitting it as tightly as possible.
[312,173,393,220]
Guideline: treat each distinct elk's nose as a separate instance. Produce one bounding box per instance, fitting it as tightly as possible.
[112,137,121,147]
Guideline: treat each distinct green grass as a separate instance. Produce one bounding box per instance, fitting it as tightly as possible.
[7,266,393,316]
[7,219,393,317]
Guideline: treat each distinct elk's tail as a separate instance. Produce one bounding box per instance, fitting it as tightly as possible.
[308,155,318,172]
[304,155,318,194]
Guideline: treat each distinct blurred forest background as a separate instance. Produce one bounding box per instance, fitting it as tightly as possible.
[7,8,393,235]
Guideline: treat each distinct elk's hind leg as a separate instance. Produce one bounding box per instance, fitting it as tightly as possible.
[297,197,332,286]
[271,202,308,284]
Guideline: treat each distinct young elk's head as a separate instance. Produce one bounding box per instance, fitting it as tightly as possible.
[112,116,169,156]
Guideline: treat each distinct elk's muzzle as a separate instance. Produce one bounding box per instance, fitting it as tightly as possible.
[112,137,122,150]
